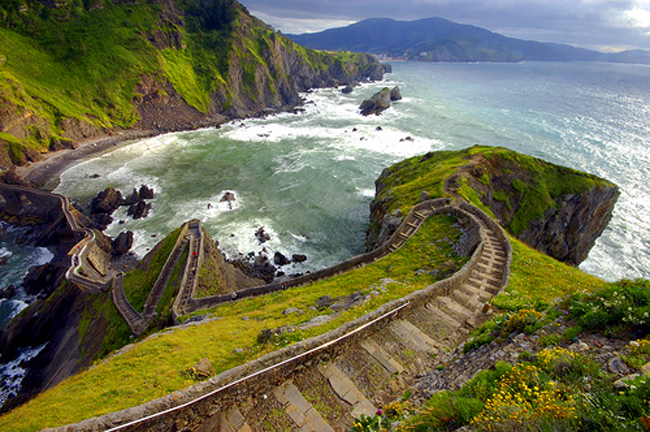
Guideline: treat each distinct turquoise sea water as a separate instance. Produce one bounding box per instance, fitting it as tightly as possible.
[49,61,649,284]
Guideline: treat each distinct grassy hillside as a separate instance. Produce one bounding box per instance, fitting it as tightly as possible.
[0,212,468,431]
[0,0,384,170]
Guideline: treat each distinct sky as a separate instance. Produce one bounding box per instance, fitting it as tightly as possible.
[239,0,650,52]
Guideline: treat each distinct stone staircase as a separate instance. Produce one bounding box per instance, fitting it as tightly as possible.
[46,197,512,431]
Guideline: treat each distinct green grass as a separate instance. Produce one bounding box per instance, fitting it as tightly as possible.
[493,237,607,311]
[0,213,466,431]
[373,145,616,240]
[123,227,182,313]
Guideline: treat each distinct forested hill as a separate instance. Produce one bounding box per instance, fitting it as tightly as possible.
[0,0,386,176]
[288,17,650,64]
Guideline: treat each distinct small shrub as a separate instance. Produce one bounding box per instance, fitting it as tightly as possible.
[537,346,599,383]
[623,338,650,369]
[567,280,650,337]
[500,309,544,337]
[349,412,392,432]
[471,363,578,431]
[405,391,483,431]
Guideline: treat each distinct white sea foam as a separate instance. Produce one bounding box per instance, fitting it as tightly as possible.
[358,188,376,198]
[0,343,48,408]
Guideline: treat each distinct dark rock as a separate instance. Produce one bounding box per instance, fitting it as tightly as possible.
[22,263,66,297]
[359,86,401,116]
[330,291,366,312]
[257,325,294,344]
[342,85,354,94]
[292,254,307,263]
[90,187,123,214]
[608,357,631,375]
[282,308,303,316]
[231,255,277,284]
[111,231,134,256]
[255,227,270,244]
[390,86,402,101]
[359,88,392,116]
[0,285,15,300]
[376,126,383,131]
[48,137,74,152]
[89,174,100,179]
[274,251,291,266]
[91,213,113,231]
[0,256,7,266]
[127,201,151,219]
[121,189,139,206]
[138,185,155,200]
[220,192,236,202]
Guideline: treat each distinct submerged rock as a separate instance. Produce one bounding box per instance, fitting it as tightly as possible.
[126,201,152,220]
[255,227,271,244]
[274,251,291,266]
[292,254,307,263]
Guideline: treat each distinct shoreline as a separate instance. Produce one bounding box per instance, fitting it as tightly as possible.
[16,129,162,191]
[14,106,300,191]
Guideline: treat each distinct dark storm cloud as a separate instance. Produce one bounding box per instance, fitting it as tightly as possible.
[239,0,650,51]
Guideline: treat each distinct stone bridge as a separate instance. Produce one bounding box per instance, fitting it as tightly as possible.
[0,184,111,292]
[48,198,512,432]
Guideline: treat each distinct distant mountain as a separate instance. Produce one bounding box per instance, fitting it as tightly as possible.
[288,17,650,64]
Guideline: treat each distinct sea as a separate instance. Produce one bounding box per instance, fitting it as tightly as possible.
[0,60,649,407]
[3,61,649,332]
[52,61,650,284]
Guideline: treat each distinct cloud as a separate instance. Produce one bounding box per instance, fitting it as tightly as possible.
[240,0,650,50]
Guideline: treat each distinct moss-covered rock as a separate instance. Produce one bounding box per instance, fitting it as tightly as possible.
[368,145,619,265]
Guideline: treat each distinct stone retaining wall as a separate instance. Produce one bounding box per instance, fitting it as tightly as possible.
[184,198,453,314]
[47,200,512,432]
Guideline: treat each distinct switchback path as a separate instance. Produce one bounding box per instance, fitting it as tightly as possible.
[0,183,111,292]
[49,199,512,432]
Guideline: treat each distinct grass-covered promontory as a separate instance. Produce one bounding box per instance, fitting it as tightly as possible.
[0,0,384,170]
[370,145,618,265]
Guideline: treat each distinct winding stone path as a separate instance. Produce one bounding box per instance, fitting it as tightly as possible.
[0,184,111,292]
[48,198,512,432]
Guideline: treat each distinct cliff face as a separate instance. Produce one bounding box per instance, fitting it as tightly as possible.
[368,146,619,266]
[0,0,387,178]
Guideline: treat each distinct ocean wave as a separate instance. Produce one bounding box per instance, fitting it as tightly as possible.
[0,343,48,408]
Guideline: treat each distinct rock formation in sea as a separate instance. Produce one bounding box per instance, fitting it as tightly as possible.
[368,146,618,266]
[359,86,403,116]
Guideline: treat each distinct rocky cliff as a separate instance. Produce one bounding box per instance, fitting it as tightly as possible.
[368,146,619,266]
[0,0,387,180]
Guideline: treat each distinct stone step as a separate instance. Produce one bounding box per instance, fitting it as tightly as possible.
[225,405,253,432]
[413,210,428,220]
[458,282,480,297]
[390,319,439,355]
[318,363,376,418]
[360,338,405,375]
[273,381,334,432]
[425,303,463,330]
[435,296,475,321]
[450,288,479,311]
